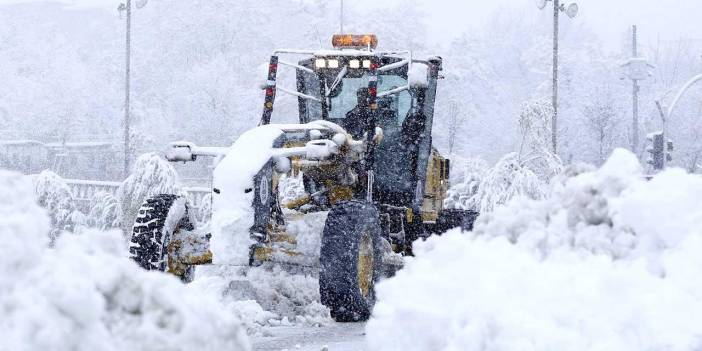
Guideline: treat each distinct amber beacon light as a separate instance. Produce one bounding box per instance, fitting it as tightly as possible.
[332,34,378,50]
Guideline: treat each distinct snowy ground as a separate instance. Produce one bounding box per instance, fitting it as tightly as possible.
[190,265,366,351]
[252,323,366,351]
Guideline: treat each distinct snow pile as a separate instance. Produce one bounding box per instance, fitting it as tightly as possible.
[0,171,49,280]
[210,125,282,265]
[0,171,250,351]
[367,149,702,351]
[32,170,85,242]
[192,265,331,335]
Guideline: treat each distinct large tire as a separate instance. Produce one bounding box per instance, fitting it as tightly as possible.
[320,200,383,322]
[129,194,195,282]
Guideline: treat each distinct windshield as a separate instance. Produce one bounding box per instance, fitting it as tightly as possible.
[328,74,411,124]
[300,70,412,125]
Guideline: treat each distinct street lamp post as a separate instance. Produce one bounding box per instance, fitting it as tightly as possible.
[536,0,578,154]
[655,73,702,169]
[123,0,131,178]
[118,0,147,178]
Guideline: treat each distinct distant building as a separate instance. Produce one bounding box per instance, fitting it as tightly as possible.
[0,140,121,180]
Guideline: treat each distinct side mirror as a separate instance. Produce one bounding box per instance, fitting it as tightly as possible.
[165,141,196,162]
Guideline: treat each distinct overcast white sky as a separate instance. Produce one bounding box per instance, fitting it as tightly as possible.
[2,0,701,53]
[349,0,702,53]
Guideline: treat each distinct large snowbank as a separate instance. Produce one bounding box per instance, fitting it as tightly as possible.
[0,171,250,351]
[367,149,702,351]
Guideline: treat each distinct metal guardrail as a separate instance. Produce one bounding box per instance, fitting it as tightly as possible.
[64,179,211,215]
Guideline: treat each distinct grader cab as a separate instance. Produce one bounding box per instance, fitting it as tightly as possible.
[129,34,478,322]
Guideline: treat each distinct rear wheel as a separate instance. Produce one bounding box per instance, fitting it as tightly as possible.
[129,194,195,282]
[320,200,383,322]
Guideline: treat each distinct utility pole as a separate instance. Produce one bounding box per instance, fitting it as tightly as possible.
[631,25,640,153]
[123,0,132,177]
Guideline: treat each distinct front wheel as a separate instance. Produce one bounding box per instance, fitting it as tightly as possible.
[129,194,195,282]
[320,200,383,322]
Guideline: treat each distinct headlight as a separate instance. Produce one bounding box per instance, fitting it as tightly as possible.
[315,59,326,68]
[327,59,339,68]
[349,59,360,69]
[362,59,371,68]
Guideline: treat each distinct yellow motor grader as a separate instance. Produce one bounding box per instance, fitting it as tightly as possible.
[129,34,478,322]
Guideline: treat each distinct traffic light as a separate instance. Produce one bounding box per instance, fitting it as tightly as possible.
[646,132,665,170]
[646,131,673,170]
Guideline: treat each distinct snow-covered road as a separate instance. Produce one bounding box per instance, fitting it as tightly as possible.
[253,323,367,351]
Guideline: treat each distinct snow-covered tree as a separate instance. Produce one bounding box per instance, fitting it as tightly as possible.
[446,100,468,155]
[32,170,85,242]
[469,153,546,213]
[443,157,488,210]
[581,90,622,165]
[118,153,181,235]
[518,99,563,181]
[86,191,121,230]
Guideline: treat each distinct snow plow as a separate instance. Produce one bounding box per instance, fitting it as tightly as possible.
[129,34,478,322]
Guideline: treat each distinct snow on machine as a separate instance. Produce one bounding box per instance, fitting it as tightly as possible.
[129,34,478,322]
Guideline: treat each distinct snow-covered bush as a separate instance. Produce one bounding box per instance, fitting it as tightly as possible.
[468,152,546,212]
[443,157,488,210]
[118,153,181,235]
[0,171,250,351]
[32,170,85,242]
[367,149,702,351]
[194,192,212,224]
[86,191,121,230]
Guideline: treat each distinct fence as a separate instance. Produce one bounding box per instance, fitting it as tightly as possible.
[64,179,211,215]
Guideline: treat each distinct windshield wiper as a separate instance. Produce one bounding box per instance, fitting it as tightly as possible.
[326,65,348,97]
